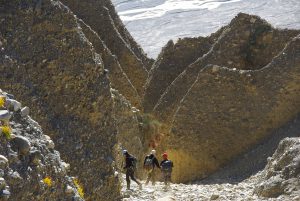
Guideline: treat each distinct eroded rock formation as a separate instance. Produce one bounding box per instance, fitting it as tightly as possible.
[60,0,152,97]
[143,29,223,112]
[1,0,300,198]
[164,35,300,182]
[0,1,120,200]
[152,13,300,125]
[142,13,300,183]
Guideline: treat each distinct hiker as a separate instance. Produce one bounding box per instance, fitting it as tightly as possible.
[143,149,160,185]
[160,152,173,187]
[123,150,142,190]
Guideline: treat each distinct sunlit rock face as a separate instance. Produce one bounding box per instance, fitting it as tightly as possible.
[0,1,120,200]
[142,14,300,183]
[153,14,300,126]
[143,29,224,113]
[61,0,153,98]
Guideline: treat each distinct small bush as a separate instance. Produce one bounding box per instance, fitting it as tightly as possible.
[73,178,84,198]
[43,176,52,187]
[1,126,11,139]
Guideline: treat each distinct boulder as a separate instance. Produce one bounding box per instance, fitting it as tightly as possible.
[10,136,31,156]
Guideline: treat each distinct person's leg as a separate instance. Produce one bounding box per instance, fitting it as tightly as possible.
[151,169,156,185]
[126,170,131,190]
[130,170,141,185]
[145,169,152,185]
[163,172,167,186]
[166,173,171,187]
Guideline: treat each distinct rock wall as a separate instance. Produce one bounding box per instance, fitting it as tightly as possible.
[60,0,151,98]
[111,89,144,175]
[0,1,120,200]
[164,34,300,182]
[0,90,83,200]
[78,19,142,108]
[153,13,300,125]
[143,33,220,112]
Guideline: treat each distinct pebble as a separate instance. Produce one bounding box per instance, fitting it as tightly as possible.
[0,110,11,122]
[65,185,74,194]
[0,155,8,169]
[20,106,30,117]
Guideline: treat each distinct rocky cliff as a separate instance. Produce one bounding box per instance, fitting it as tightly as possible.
[60,0,152,98]
[0,90,84,200]
[0,1,120,200]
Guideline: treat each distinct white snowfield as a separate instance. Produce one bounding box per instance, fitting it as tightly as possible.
[112,0,300,58]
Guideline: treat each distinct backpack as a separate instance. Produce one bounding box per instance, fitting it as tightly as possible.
[128,156,137,170]
[161,160,173,172]
[144,156,153,170]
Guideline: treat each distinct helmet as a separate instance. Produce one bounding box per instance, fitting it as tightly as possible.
[151,149,156,155]
[162,152,168,159]
[122,150,128,155]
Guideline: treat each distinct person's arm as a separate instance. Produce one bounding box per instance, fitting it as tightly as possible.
[123,158,128,169]
[154,158,160,168]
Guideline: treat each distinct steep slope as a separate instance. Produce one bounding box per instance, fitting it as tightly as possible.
[0,1,119,200]
[166,34,300,182]
[143,30,222,112]
[78,19,142,108]
[153,13,300,125]
[60,0,150,97]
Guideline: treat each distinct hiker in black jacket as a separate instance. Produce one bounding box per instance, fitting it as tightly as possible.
[123,150,142,190]
[160,152,173,188]
[143,149,160,185]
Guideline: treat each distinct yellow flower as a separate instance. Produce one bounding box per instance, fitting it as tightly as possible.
[43,177,52,187]
[73,178,84,198]
[1,126,11,139]
[0,97,5,108]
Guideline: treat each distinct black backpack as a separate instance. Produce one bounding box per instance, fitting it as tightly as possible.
[129,156,137,170]
[161,160,173,172]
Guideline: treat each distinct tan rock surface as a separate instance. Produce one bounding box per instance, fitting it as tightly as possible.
[153,13,300,125]
[143,31,221,112]
[166,34,300,182]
